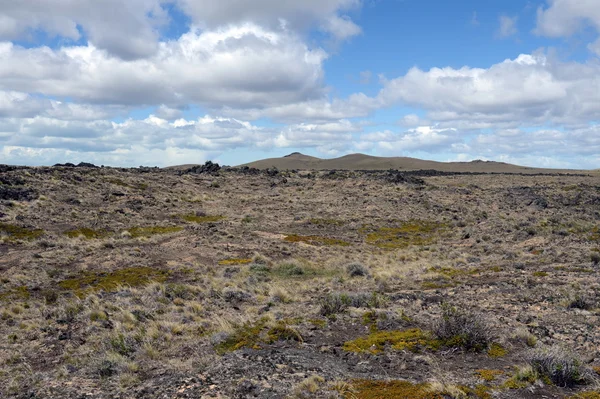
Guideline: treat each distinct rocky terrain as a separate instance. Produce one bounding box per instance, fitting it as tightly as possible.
[1,162,600,398]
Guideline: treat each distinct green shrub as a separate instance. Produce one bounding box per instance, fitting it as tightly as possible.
[433,304,491,352]
[319,292,385,316]
[529,346,595,387]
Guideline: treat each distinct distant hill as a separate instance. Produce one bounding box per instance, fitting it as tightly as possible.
[235,153,586,174]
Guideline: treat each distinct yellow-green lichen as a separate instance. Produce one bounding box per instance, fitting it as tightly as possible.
[476,369,504,382]
[218,258,253,266]
[346,380,444,399]
[502,366,538,389]
[421,278,457,290]
[343,328,441,354]
[58,266,168,297]
[214,318,302,354]
[284,234,350,247]
[487,343,507,358]
[360,221,446,249]
[569,392,600,399]
[0,223,44,241]
[532,271,548,277]
[0,286,30,301]
[308,318,327,328]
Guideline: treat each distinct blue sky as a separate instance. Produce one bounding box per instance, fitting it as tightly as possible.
[0,0,599,168]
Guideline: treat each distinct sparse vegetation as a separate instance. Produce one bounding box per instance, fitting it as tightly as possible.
[529,346,595,387]
[343,328,441,354]
[126,225,183,238]
[433,304,492,352]
[284,234,350,246]
[1,166,599,398]
[360,220,446,249]
[0,223,44,241]
[347,379,444,399]
[319,292,385,316]
[59,267,169,297]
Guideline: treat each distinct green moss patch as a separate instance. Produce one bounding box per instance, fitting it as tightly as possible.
[0,286,31,301]
[0,223,44,241]
[343,328,442,354]
[487,343,507,358]
[421,278,457,290]
[569,392,600,399]
[361,221,446,249]
[214,318,303,354]
[476,369,504,382]
[347,380,443,399]
[59,266,168,297]
[284,234,350,246]
[218,258,252,266]
[127,226,183,238]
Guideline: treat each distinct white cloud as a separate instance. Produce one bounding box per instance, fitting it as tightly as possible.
[399,114,425,127]
[0,0,168,60]
[155,105,184,120]
[219,92,379,123]
[175,0,361,39]
[535,0,600,38]
[376,52,600,127]
[357,126,459,153]
[498,15,518,38]
[0,24,328,110]
[321,15,362,40]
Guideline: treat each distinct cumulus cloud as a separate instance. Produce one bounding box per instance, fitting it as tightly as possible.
[220,93,379,123]
[0,90,361,165]
[0,0,168,60]
[357,126,459,153]
[0,24,327,110]
[535,0,600,37]
[175,0,361,39]
[376,52,600,128]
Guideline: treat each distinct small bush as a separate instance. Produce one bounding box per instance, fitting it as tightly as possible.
[513,328,537,347]
[433,304,491,352]
[347,263,368,277]
[274,263,305,276]
[319,292,384,316]
[569,295,595,310]
[529,346,595,387]
[222,288,253,305]
[591,252,600,265]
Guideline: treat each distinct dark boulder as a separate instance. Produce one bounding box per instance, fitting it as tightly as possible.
[185,161,221,175]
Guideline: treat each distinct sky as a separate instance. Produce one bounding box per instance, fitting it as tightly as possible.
[0,0,599,169]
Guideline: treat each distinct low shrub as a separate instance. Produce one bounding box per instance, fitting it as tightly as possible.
[319,292,384,316]
[347,263,368,277]
[433,304,491,352]
[529,346,595,387]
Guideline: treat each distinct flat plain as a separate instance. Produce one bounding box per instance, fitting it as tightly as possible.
[2,162,600,398]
